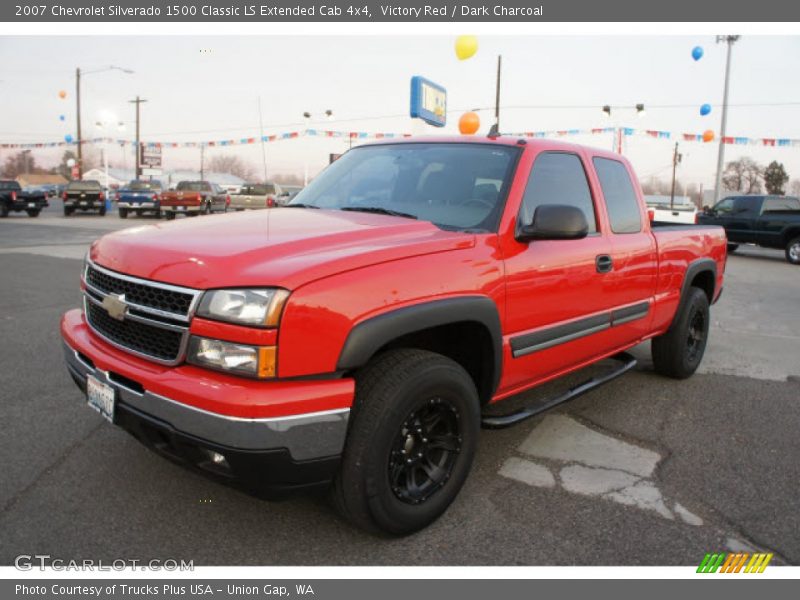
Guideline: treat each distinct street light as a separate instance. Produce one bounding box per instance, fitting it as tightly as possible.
[713,35,740,202]
[75,65,134,178]
[95,112,125,205]
[301,110,335,185]
[601,103,646,153]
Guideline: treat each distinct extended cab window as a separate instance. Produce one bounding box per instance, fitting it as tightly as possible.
[290,143,519,232]
[520,152,597,233]
[593,157,642,234]
[714,198,735,214]
[763,197,800,212]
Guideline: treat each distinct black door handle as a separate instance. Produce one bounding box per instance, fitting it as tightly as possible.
[596,254,613,273]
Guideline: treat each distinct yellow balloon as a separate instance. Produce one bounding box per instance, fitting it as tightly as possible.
[455,36,478,61]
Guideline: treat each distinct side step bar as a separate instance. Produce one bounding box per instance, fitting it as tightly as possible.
[481,353,638,429]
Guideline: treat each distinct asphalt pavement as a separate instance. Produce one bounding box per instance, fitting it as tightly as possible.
[0,209,798,565]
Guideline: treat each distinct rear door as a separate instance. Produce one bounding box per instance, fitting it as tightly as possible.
[714,196,762,243]
[591,156,658,344]
[756,196,800,248]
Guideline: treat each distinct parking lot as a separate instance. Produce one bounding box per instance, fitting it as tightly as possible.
[0,205,798,566]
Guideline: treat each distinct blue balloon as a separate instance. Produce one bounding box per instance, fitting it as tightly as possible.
[700,103,712,116]
[59,114,65,121]
[64,134,73,143]
[692,46,704,61]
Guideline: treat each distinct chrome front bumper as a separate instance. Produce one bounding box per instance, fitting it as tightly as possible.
[62,340,349,461]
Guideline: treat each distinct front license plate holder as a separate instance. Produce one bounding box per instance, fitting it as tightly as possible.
[86,374,115,423]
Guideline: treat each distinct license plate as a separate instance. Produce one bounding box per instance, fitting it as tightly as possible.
[27,202,36,208]
[86,375,115,423]
[177,206,185,211]
[80,201,88,206]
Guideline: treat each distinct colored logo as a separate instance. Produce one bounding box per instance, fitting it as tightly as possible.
[697,552,773,573]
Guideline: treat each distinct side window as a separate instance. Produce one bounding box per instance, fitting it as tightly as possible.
[714,198,735,214]
[520,152,597,233]
[733,197,761,215]
[763,197,800,212]
[593,157,642,234]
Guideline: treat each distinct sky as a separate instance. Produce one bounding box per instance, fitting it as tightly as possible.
[1,34,799,189]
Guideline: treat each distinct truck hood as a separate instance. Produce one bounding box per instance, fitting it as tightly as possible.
[90,208,475,290]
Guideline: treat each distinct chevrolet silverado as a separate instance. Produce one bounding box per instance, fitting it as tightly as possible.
[61,137,727,534]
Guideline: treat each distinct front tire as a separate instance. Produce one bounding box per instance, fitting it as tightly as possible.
[785,236,800,265]
[332,349,480,535]
[652,287,710,379]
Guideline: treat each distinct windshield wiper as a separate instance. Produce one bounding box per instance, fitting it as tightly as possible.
[339,206,417,220]
[285,203,320,209]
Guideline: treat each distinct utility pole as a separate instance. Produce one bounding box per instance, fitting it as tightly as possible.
[75,68,82,178]
[200,144,205,180]
[713,35,740,203]
[129,96,147,179]
[670,142,682,209]
[258,96,268,182]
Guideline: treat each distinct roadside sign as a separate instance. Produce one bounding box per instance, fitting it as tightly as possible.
[410,76,447,127]
[141,168,163,176]
[140,145,162,169]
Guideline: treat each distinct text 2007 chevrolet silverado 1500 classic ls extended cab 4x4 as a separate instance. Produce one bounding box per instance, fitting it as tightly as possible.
[61,137,727,534]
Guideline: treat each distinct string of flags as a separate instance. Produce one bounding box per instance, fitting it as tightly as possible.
[3,127,800,150]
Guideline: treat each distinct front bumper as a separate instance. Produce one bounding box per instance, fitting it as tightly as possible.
[61,309,353,493]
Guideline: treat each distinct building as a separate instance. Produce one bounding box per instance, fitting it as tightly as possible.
[81,168,246,191]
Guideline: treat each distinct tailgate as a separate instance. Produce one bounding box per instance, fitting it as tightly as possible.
[161,192,201,206]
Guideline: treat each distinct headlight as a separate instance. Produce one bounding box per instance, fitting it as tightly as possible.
[196,288,289,328]
[187,336,276,378]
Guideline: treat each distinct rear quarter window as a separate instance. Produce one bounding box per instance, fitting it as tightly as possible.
[593,157,642,234]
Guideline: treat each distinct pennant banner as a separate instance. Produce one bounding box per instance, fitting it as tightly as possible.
[2,127,800,150]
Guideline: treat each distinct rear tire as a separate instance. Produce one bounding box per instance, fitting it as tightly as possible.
[154,209,162,219]
[165,212,175,221]
[727,243,739,253]
[0,204,9,218]
[652,287,710,379]
[63,207,73,217]
[99,206,107,216]
[332,349,480,535]
[785,236,800,265]
[118,208,128,219]
[26,209,40,218]
[203,202,211,215]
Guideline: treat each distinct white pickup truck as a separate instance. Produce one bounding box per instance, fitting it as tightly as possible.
[645,195,698,224]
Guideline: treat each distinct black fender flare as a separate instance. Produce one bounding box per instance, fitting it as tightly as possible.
[668,258,718,332]
[337,296,503,396]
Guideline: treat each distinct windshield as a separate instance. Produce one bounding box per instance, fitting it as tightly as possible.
[290,143,519,231]
[176,181,210,191]
[67,181,102,191]
[127,180,161,191]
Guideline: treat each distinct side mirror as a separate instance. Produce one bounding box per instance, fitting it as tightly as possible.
[517,204,589,242]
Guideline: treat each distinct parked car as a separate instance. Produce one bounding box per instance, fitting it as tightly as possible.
[0,180,48,217]
[116,180,164,219]
[276,185,302,206]
[160,181,229,219]
[228,182,283,210]
[698,194,800,264]
[61,137,726,535]
[63,180,106,216]
[645,195,698,224]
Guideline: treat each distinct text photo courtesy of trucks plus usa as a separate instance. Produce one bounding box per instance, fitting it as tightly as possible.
[1,32,799,570]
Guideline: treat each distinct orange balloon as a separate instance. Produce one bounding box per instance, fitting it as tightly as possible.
[702,129,715,142]
[459,112,480,135]
[58,90,67,99]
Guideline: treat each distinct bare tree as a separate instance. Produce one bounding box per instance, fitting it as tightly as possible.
[789,179,800,197]
[207,154,256,180]
[722,157,763,194]
[1,151,47,179]
[272,172,304,186]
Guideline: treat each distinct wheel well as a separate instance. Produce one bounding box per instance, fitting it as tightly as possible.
[690,270,715,303]
[375,321,496,405]
[782,228,800,246]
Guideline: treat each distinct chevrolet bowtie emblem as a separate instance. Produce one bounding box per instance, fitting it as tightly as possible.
[102,293,128,321]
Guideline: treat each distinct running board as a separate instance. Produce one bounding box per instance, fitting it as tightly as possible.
[480,353,638,429]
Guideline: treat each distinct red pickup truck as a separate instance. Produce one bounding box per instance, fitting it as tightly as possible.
[160,181,229,219]
[61,137,726,534]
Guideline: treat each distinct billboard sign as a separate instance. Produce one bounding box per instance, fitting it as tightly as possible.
[410,76,447,127]
[140,145,162,169]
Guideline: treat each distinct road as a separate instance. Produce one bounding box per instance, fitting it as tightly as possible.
[0,209,798,566]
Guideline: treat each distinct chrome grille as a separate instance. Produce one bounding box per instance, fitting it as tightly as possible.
[82,261,201,365]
